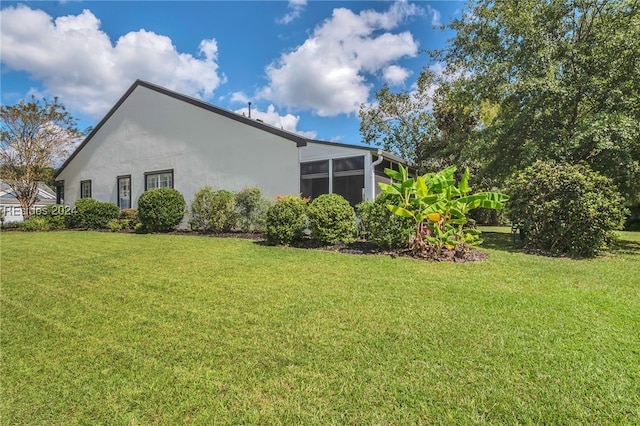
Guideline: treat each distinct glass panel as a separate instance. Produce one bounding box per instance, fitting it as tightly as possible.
[301,160,329,176]
[146,172,173,190]
[56,184,64,204]
[333,174,364,206]
[146,175,156,190]
[118,177,131,209]
[160,173,172,188]
[80,181,91,199]
[333,156,364,173]
[300,177,329,200]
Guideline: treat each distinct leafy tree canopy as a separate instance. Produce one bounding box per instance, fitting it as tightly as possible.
[361,0,640,202]
[359,70,438,163]
[437,0,640,201]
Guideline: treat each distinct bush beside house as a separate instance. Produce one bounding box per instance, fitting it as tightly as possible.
[189,187,237,233]
[264,196,308,245]
[356,194,413,250]
[138,188,186,232]
[67,198,120,229]
[307,194,356,245]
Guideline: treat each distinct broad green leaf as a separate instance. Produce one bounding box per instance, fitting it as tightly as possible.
[383,168,403,181]
[459,168,470,193]
[378,182,402,196]
[387,204,414,218]
[415,176,428,198]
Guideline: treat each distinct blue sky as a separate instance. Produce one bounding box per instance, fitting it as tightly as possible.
[1,1,463,146]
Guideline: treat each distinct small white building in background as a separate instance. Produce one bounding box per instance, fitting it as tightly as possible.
[54,80,410,211]
[0,181,57,223]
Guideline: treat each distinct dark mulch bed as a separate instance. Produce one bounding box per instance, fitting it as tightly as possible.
[283,239,489,263]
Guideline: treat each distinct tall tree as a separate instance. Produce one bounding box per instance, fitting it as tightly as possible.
[359,69,481,174]
[1,96,80,217]
[437,0,640,201]
[359,70,438,163]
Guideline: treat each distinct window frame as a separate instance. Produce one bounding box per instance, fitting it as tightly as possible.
[144,169,174,190]
[331,155,365,206]
[117,175,132,209]
[80,180,92,199]
[54,180,64,204]
[300,160,330,201]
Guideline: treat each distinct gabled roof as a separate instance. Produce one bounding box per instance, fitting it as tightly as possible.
[0,181,56,200]
[54,80,310,178]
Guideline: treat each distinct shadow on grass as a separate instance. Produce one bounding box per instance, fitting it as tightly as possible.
[480,229,640,258]
[611,239,640,256]
[479,230,523,253]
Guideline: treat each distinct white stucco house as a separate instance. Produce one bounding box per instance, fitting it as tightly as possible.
[0,181,57,223]
[54,80,409,210]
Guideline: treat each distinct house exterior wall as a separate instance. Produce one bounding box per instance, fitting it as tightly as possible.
[56,85,300,209]
[299,142,375,202]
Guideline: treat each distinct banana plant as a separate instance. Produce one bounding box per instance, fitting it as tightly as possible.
[379,164,509,256]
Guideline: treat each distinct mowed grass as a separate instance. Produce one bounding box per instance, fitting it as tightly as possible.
[1,230,639,425]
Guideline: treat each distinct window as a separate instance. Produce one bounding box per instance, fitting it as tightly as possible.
[117,175,131,209]
[300,160,329,200]
[145,169,173,190]
[300,156,365,206]
[55,181,64,204]
[80,180,91,199]
[332,156,365,206]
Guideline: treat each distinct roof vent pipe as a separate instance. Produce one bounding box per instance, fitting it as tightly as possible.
[248,102,252,119]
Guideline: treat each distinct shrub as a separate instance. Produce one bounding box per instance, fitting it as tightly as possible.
[307,194,356,245]
[20,216,52,232]
[264,195,308,245]
[32,204,69,230]
[138,188,186,232]
[189,187,236,233]
[506,161,628,257]
[118,208,139,229]
[235,187,271,233]
[68,198,119,229]
[356,193,413,250]
[1,221,21,230]
[107,219,124,232]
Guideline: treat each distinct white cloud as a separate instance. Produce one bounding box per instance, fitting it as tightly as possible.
[259,0,421,116]
[426,5,442,27]
[382,65,411,85]
[234,104,317,139]
[230,91,251,104]
[278,0,307,24]
[0,5,226,118]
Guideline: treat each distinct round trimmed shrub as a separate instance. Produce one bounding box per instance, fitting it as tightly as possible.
[356,193,413,250]
[307,193,356,245]
[68,198,119,229]
[189,187,236,233]
[506,161,628,257]
[138,188,186,232]
[264,195,308,245]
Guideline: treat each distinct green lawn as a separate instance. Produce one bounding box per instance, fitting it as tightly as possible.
[1,229,639,425]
